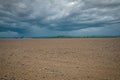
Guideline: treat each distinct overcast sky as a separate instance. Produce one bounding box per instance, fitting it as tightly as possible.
[0,0,120,37]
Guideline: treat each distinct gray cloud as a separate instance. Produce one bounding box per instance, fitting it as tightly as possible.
[0,0,120,37]
[0,31,19,37]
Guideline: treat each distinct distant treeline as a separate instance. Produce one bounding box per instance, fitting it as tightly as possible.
[30,36,120,38]
[45,36,120,38]
[0,36,120,39]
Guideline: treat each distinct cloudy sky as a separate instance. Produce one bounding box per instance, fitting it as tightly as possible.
[0,0,120,37]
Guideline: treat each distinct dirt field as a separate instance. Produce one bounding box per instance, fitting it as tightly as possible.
[0,38,120,80]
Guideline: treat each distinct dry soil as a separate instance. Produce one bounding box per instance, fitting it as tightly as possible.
[0,38,120,80]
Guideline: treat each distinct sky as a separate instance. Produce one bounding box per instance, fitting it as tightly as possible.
[0,0,120,37]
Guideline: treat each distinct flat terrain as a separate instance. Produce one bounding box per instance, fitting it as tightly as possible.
[0,38,120,80]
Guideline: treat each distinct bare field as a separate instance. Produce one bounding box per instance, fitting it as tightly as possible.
[0,38,120,80]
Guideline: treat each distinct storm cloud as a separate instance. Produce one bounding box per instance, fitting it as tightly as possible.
[0,0,120,37]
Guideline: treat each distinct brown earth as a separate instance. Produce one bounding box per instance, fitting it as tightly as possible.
[0,38,120,80]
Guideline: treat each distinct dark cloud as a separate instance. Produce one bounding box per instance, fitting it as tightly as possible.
[0,0,120,37]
